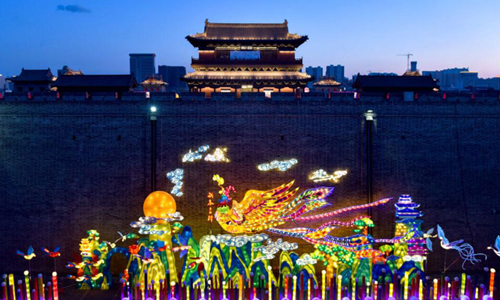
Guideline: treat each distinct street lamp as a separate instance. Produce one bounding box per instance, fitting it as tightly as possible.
[364,109,375,121]
[150,106,157,191]
[365,110,375,235]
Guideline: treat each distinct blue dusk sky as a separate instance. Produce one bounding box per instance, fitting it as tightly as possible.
[1,0,500,78]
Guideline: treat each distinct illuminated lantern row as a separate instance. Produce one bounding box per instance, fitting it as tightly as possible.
[54,151,500,300]
[257,158,298,172]
[308,169,348,183]
[59,190,500,300]
[5,272,63,300]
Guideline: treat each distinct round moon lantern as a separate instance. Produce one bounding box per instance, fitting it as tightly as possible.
[143,191,176,220]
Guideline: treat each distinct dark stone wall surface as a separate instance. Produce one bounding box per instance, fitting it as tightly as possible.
[1,97,500,275]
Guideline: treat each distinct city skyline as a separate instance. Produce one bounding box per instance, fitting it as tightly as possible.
[2,0,500,78]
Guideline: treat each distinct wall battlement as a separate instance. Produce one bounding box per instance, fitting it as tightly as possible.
[3,91,500,104]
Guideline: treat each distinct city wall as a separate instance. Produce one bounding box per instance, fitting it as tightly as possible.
[1,92,500,275]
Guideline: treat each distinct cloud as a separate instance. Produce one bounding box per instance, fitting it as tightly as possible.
[56,5,91,13]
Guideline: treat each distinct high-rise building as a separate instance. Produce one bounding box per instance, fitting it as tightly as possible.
[305,66,323,88]
[158,66,188,92]
[491,77,500,90]
[368,72,398,76]
[458,71,479,89]
[325,65,345,83]
[0,74,5,92]
[403,61,421,76]
[422,68,468,90]
[129,53,156,84]
[410,61,418,72]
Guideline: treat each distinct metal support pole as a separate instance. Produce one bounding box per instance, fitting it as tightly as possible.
[365,110,375,235]
[150,106,157,192]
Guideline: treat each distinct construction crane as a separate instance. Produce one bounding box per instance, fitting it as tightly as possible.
[397,53,413,71]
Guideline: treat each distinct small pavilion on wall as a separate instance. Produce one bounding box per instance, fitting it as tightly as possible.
[182,19,313,98]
